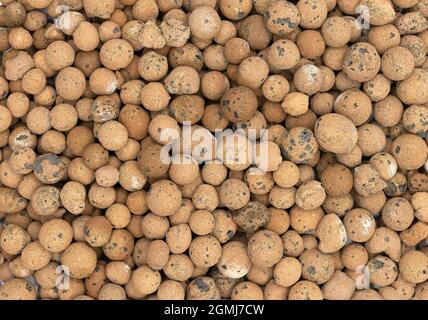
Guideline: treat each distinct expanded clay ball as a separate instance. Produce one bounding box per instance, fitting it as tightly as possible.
[100,39,134,71]
[288,280,323,300]
[399,250,428,284]
[397,68,428,105]
[273,257,301,288]
[45,41,75,71]
[73,21,99,52]
[4,51,34,82]
[164,66,200,95]
[141,83,172,113]
[98,121,129,151]
[163,254,194,282]
[363,74,391,102]
[334,89,372,126]
[157,280,185,300]
[188,6,221,40]
[9,147,36,175]
[245,170,274,195]
[282,92,309,116]
[50,104,78,132]
[264,1,300,36]
[22,68,46,95]
[217,133,253,171]
[220,86,258,123]
[273,161,300,188]
[126,265,161,298]
[297,30,326,59]
[84,216,113,247]
[297,0,327,29]
[0,224,31,255]
[382,197,414,231]
[357,124,386,157]
[169,154,199,185]
[354,164,388,197]
[322,270,356,300]
[289,206,323,235]
[322,17,351,48]
[60,181,86,215]
[403,105,428,134]
[368,24,401,55]
[217,241,251,278]
[0,279,37,300]
[366,256,398,287]
[147,180,182,216]
[267,39,300,71]
[201,161,228,186]
[360,0,396,26]
[103,229,134,261]
[381,46,415,81]
[138,52,168,82]
[146,240,170,271]
[401,36,427,68]
[211,210,237,244]
[98,283,126,300]
[412,192,428,222]
[105,261,131,285]
[219,178,250,210]
[281,127,318,164]
[396,12,428,35]
[343,42,381,83]
[95,166,120,187]
[187,277,221,300]
[238,56,269,89]
[30,185,60,216]
[299,248,334,285]
[369,152,398,181]
[166,223,192,254]
[315,114,358,154]
[39,219,73,253]
[89,68,118,96]
[233,201,271,232]
[21,241,51,271]
[391,134,428,170]
[295,180,326,210]
[55,67,86,101]
[184,207,211,234]
[202,44,228,72]
[192,184,219,212]
[189,235,222,268]
[248,230,283,268]
[320,163,353,197]
[224,38,250,65]
[33,154,67,184]
[231,281,263,300]
[201,72,230,102]
[262,75,290,103]
[88,184,116,209]
[343,209,376,243]
[61,242,97,279]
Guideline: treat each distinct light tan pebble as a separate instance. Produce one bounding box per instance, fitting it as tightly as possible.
[288,280,323,300]
[314,114,358,154]
[322,271,356,300]
[217,241,251,279]
[247,230,283,268]
[316,214,347,254]
[141,19,166,49]
[295,180,326,210]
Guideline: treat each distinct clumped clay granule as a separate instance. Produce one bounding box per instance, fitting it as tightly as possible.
[0,0,427,301]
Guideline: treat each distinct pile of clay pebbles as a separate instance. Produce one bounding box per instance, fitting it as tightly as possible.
[0,0,427,300]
